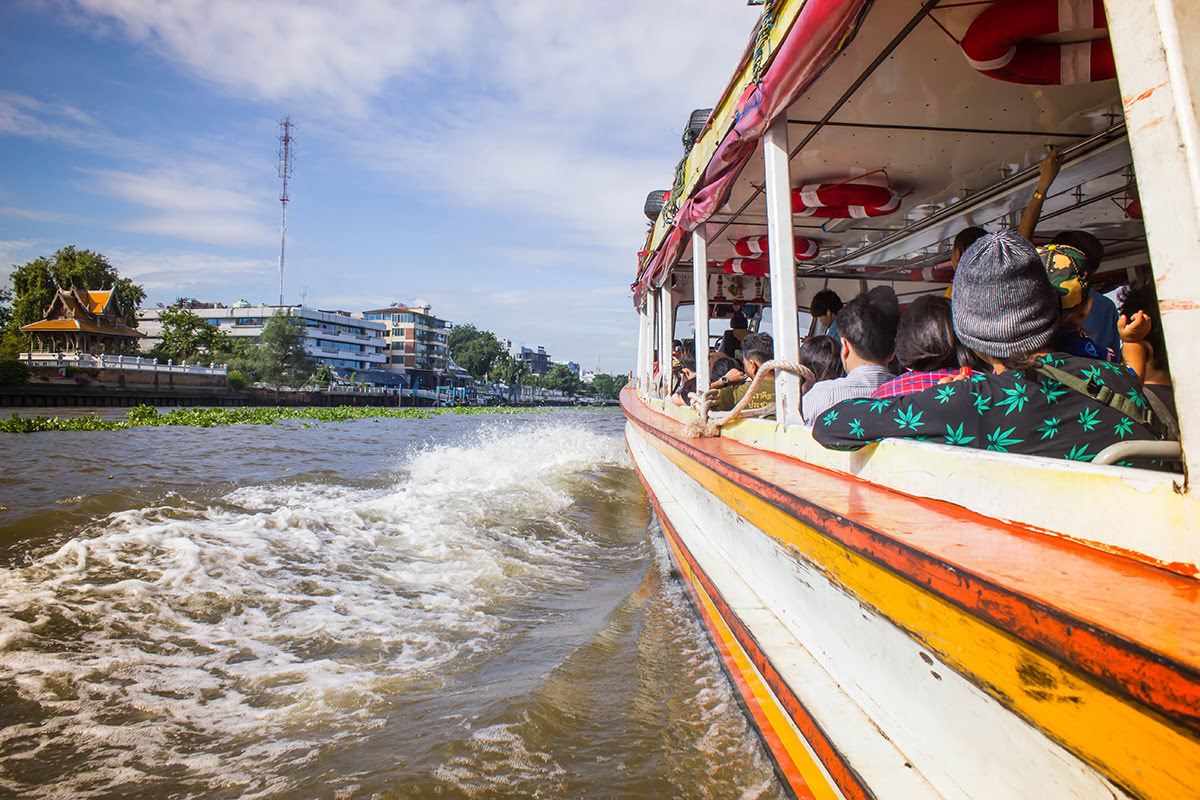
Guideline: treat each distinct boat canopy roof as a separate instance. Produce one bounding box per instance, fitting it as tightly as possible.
[637,0,1142,311]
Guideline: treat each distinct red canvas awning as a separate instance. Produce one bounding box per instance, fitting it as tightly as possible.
[638,0,873,296]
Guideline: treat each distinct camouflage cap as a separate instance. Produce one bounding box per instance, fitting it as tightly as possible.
[1038,243,1090,310]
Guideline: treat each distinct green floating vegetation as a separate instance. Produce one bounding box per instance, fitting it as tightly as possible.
[0,404,555,433]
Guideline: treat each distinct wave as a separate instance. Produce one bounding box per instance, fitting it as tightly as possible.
[0,419,632,798]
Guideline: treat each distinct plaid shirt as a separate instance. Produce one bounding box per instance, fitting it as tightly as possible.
[872,368,969,400]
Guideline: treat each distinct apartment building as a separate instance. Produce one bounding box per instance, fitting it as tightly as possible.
[361,303,451,390]
[516,345,551,376]
[139,302,387,372]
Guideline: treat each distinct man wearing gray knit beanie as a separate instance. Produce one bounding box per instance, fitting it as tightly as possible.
[813,231,1164,462]
[952,230,1059,361]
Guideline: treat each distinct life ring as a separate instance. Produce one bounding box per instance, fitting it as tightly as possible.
[961,0,1115,85]
[721,258,770,277]
[791,182,900,218]
[910,267,956,283]
[733,235,820,260]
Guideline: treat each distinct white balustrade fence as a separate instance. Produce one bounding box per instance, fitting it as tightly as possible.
[20,353,228,377]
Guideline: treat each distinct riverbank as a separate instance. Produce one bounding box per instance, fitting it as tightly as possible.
[0,403,565,433]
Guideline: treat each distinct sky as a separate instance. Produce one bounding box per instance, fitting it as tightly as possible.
[0,0,759,373]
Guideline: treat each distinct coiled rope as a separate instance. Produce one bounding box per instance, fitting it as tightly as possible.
[686,359,815,438]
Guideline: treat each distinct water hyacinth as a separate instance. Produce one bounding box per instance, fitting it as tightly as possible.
[0,404,558,433]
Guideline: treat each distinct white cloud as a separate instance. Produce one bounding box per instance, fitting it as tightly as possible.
[0,90,124,152]
[0,240,43,272]
[83,165,279,246]
[0,206,80,224]
[66,0,471,110]
[109,249,275,293]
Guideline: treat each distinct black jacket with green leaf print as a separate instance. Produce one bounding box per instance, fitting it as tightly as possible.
[811,353,1160,464]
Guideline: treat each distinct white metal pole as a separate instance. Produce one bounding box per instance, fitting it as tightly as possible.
[763,116,801,426]
[646,291,658,397]
[1106,0,1200,485]
[641,298,654,396]
[635,303,647,392]
[693,226,711,391]
[659,286,675,399]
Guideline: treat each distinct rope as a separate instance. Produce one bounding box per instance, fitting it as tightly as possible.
[751,0,776,84]
[669,0,775,224]
[686,359,816,438]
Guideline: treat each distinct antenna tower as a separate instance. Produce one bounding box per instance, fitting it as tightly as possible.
[276,116,296,306]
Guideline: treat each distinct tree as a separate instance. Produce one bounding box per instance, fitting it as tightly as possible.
[447,323,505,380]
[8,247,146,328]
[311,364,334,386]
[588,373,629,400]
[543,363,580,394]
[252,311,315,385]
[0,287,11,331]
[150,307,232,363]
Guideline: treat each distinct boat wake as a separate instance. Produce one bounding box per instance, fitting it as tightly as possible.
[0,420,634,798]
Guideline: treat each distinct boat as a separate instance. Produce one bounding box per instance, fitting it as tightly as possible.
[622,1,1200,797]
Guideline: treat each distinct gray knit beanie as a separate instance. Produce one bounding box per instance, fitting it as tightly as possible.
[951,230,1058,358]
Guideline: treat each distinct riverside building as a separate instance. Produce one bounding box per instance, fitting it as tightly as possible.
[361,303,450,391]
[139,302,386,372]
[516,346,551,376]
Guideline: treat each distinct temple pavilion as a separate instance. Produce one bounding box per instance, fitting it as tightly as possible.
[21,287,143,355]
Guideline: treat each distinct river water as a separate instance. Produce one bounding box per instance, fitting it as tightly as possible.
[0,408,783,799]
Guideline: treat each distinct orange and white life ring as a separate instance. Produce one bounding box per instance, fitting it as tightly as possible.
[732,235,820,260]
[961,0,1114,85]
[721,258,770,276]
[791,182,900,218]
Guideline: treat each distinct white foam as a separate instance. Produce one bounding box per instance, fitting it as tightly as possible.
[0,419,629,797]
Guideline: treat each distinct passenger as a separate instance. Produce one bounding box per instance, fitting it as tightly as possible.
[809,289,844,340]
[719,311,751,359]
[801,292,898,424]
[812,231,1162,462]
[1040,244,1120,363]
[1051,230,1121,356]
[712,334,775,412]
[706,354,743,394]
[951,227,987,268]
[871,295,984,399]
[1016,147,1122,355]
[670,353,697,407]
[1017,147,1061,242]
[1119,282,1178,436]
[798,335,845,383]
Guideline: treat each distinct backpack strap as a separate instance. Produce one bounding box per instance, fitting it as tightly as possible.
[1035,363,1165,438]
[1142,385,1180,440]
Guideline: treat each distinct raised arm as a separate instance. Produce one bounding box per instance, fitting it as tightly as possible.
[1018,148,1061,241]
[1118,311,1153,384]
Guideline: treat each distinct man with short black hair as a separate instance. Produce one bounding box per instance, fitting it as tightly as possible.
[712,334,775,411]
[802,293,898,424]
[951,226,987,267]
[810,289,844,341]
